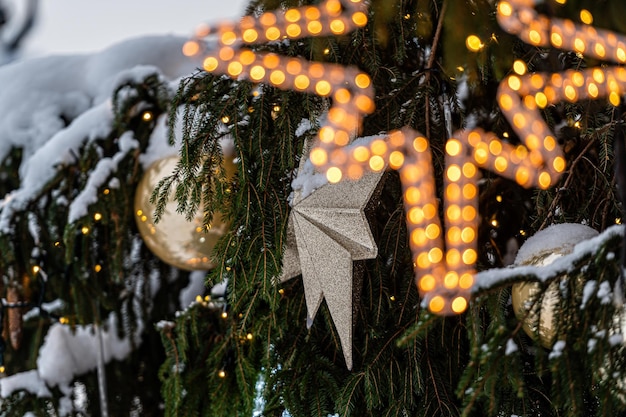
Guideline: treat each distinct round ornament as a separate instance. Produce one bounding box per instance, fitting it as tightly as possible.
[511,223,598,348]
[134,154,235,271]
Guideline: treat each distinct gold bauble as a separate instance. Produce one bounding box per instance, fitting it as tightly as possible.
[511,223,598,348]
[134,154,235,271]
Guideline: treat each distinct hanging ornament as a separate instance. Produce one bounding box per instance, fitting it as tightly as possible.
[511,223,598,348]
[6,285,22,350]
[134,152,236,271]
[280,147,386,370]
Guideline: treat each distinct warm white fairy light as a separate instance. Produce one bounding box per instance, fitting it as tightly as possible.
[465,35,484,52]
[184,0,621,315]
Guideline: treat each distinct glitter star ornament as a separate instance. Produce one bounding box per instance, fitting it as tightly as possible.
[280,153,385,370]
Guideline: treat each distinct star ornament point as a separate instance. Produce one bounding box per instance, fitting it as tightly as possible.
[187,0,622,316]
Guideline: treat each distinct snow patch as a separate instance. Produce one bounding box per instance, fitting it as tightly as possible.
[474,225,622,292]
[211,279,228,298]
[587,338,597,353]
[68,131,139,222]
[295,118,313,137]
[0,370,51,398]
[37,314,141,389]
[549,340,566,359]
[514,223,598,265]
[179,270,208,308]
[505,338,518,355]
[609,333,623,346]
[597,281,612,304]
[581,280,597,309]
[0,35,197,168]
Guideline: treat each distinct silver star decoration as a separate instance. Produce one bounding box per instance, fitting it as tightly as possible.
[280,158,385,370]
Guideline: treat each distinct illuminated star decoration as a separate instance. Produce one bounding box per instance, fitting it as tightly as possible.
[280,151,385,370]
[183,0,620,315]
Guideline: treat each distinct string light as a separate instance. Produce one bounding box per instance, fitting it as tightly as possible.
[218,370,226,378]
[465,35,484,52]
[579,9,593,25]
[185,0,617,314]
[512,60,527,75]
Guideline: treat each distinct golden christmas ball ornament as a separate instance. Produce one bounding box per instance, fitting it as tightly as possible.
[511,223,598,348]
[134,152,236,271]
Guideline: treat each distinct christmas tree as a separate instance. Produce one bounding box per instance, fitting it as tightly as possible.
[0,0,625,416]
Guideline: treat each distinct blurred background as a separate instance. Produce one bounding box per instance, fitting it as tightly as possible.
[1,0,246,57]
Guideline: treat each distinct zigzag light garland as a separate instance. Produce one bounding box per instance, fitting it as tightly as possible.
[183,0,622,314]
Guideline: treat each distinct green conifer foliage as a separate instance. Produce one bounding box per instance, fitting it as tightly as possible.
[159,0,626,416]
[0,72,192,416]
[1,0,626,415]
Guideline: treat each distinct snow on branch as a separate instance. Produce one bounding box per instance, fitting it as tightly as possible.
[67,131,138,223]
[472,224,624,293]
[0,36,202,232]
